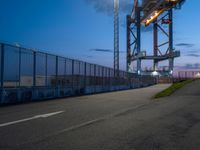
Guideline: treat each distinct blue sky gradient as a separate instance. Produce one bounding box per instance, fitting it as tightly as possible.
[0,0,199,70]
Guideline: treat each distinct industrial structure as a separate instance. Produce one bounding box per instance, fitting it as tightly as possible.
[127,0,185,76]
[0,0,188,105]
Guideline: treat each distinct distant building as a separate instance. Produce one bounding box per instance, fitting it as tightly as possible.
[177,70,200,79]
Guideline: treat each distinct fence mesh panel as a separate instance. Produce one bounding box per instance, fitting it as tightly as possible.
[0,43,156,104]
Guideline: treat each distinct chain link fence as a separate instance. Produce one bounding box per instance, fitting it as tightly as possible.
[0,43,156,104]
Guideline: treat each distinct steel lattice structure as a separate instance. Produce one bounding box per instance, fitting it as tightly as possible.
[127,0,185,76]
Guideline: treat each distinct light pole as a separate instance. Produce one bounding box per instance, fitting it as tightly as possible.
[114,0,119,77]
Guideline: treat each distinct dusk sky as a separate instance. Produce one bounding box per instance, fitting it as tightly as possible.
[0,0,199,70]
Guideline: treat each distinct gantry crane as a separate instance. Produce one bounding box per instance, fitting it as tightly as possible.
[127,0,185,76]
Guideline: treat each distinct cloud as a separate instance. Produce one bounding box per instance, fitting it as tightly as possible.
[188,50,200,53]
[186,54,200,57]
[185,63,200,69]
[90,48,113,53]
[83,55,93,58]
[90,48,126,53]
[175,43,195,48]
[184,49,200,57]
[175,63,200,70]
[85,0,155,33]
[84,0,133,16]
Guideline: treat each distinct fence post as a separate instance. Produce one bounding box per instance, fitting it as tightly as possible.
[72,59,74,93]
[89,64,92,87]
[64,59,67,88]
[78,61,81,88]
[109,68,111,90]
[56,56,58,97]
[45,54,48,87]
[0,44,4,103]
[84,62,87,90]
[33,52,36,87]
[94,65,96,92]
[19,48,21,87]
[102,67,104,88]
[32,51,36,99]
[56,56,58,84]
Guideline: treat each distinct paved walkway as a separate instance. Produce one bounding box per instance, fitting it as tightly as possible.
[5,82,200,150]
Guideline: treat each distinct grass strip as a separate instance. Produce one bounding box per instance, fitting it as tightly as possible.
[154,79,195,99]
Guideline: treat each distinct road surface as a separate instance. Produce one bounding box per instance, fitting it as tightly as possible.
[0,80,200,150]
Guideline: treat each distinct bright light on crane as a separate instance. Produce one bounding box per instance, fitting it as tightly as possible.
[144,10,163,26]
[142,0,185,26]
[152,71,159,76]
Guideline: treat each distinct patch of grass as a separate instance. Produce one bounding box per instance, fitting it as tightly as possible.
[154,79,195,99]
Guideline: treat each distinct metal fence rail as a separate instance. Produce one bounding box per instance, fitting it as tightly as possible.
[0,43,156,104]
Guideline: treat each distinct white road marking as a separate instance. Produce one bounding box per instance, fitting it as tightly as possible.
[0,111,65,128]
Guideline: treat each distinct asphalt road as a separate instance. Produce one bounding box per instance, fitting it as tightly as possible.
[0,80,200,150]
